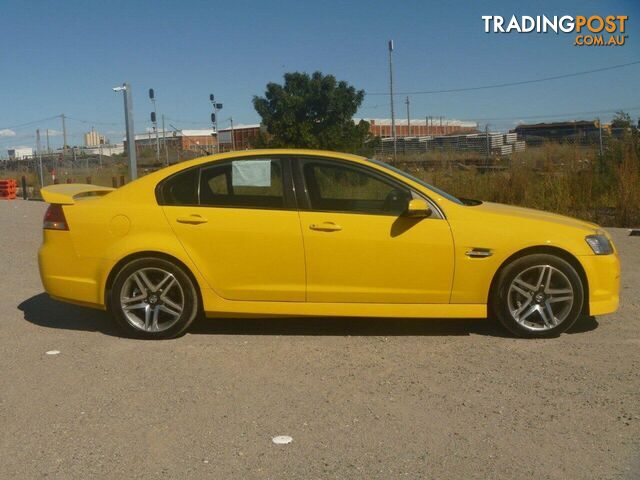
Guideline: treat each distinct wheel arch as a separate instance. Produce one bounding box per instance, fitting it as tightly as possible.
[488,246,590,316]
[104,251,203,313]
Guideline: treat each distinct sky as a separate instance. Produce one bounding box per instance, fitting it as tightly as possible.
[0,0,639,150]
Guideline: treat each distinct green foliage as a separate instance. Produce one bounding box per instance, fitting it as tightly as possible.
[395,139,640,227]
[611,110,634,130]
[253,71,372,154]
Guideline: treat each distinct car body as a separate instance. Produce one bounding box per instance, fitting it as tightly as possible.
[38,149,620,338]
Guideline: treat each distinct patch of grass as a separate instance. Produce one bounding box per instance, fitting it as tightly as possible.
[392,139,640,227]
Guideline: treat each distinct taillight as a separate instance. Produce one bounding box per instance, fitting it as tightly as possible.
[43,204,69,230]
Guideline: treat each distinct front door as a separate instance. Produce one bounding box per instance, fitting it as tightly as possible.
[160,157,305,302]
[296,158,454,304]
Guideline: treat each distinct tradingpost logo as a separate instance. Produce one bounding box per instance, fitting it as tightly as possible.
[482,15,629,46]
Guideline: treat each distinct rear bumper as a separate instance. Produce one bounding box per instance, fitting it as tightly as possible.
[38,231,106,309]
[579,253,620,316]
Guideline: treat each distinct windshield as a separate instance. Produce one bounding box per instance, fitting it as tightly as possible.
[366,158,464,205]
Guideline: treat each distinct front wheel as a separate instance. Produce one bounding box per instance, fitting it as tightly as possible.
[110,257,200,339]
[491,254,585,338]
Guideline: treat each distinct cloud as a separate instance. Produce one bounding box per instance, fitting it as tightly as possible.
[0,129,16,137]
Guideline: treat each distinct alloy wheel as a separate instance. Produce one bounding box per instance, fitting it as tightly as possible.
[119,267,184,332]
[507,264,575,332]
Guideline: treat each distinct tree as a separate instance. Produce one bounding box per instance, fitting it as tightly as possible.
[253,72,372,154]
[611,111,633,130]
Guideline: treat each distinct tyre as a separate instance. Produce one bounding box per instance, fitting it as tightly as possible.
[109,257,200,339]
[490,254,585,338]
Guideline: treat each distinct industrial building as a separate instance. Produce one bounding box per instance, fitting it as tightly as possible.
[84,129,107,147]
[363,118,478,137]
[513,120,601,144]
[127,129,217,154]
[7,147,33,160]
[217,124,262,152]
[126,126,264,155]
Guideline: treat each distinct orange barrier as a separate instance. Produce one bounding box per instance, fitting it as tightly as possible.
[0,179,18,200]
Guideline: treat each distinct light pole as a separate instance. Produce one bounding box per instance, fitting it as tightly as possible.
[113,83,137,181]
[149,88,160,164]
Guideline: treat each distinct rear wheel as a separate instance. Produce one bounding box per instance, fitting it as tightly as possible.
[110,257,200,339]
[491,254,584,338]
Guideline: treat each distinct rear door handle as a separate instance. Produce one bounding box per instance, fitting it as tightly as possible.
[176,215,208,225]
[309,222,342,232]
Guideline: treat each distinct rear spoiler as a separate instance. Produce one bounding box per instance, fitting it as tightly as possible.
[40,184,115,205]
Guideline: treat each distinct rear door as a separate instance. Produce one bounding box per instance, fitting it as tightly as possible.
[160,156,306,301]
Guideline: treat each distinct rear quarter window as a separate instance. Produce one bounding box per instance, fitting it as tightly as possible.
[158,168,198,205]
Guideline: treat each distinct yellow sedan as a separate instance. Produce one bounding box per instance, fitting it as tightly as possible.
[38,149,620,339]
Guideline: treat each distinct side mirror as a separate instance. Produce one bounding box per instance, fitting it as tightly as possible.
[405,198,432,218]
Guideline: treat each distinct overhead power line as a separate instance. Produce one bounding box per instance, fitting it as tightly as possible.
[65,116,122,126]
[469,106,640,122]
[365,60,640,96]
[0,115,61,131]
[357,106,640,123]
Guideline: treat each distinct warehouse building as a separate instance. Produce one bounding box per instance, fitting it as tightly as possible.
[217,124,262,152]
[513,120,600,144]
[128,129,217,154]
[363,118,478,137]
[7,147,34,160]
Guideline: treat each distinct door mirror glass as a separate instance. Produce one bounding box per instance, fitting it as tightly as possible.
[405,198,431,218]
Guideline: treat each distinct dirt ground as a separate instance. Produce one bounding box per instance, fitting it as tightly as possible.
[0,199,638,479]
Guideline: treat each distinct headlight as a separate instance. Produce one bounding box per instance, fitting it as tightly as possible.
[585,234,613,255]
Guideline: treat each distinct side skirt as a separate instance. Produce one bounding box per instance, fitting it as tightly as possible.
[201,290,486,319]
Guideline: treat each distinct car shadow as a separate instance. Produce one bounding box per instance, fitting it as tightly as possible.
[18,292,598,338]
[18,293,118,336]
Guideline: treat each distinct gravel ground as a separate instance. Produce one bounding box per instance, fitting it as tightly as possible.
[0,199,638,479]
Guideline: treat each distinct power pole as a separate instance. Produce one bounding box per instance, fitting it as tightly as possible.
[61,114,67,157]
[36,128,44,186]
[230,117,236,151]
[46,129,50,153]
[485,124,490,165]
[405,96,411,137]
[388,40,397,162]
[598,117,604,157]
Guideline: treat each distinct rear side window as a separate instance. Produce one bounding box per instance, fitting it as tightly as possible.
[200,158,284,209]
[159,168,198,205]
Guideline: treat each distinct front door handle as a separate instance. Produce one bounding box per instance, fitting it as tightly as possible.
[176,215,208,225]
[309,222,342,232]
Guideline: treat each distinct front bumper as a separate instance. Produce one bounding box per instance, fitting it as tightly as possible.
[579,252,620,316]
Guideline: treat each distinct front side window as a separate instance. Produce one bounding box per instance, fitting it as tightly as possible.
[200,158,284,209]
[303,161,411,215]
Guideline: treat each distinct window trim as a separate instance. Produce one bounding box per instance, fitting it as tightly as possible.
[292,156,444,218]
[155,155,297,211]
